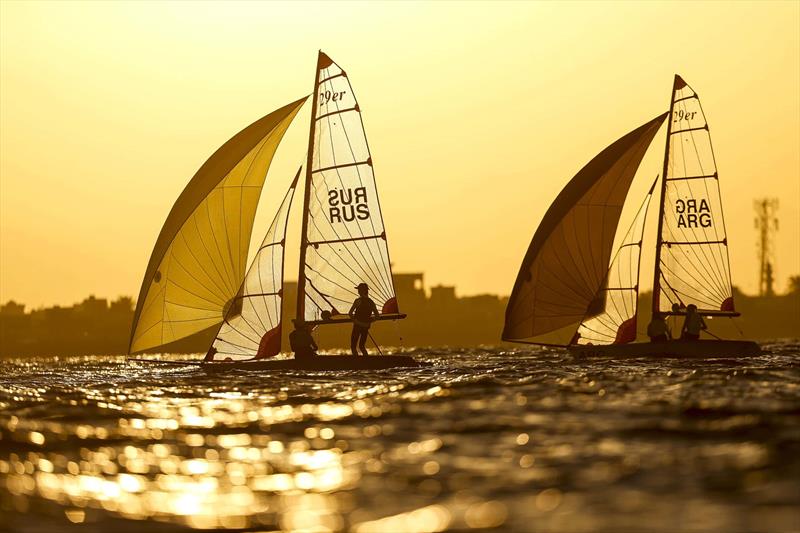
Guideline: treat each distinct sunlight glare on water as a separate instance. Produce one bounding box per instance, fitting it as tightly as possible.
[1,344,799,532]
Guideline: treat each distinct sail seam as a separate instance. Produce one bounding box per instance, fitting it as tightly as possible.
[687,113,731,299]
[659,259,728,304]
[663,185,730,298]
[192,207,234,297]
[178,228,231,300]
[310,164,393,299]
[308,206,393,301]
[322,98,391,295]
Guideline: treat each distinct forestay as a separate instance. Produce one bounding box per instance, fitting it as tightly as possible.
[655,75,735,314]
[209,170,299,361]
[575,178,656,345]
[301,52,398,322]
[129,98,306,354]
[502,113,667,345]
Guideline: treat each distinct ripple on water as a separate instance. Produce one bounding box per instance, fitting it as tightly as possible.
[1,344,799,532]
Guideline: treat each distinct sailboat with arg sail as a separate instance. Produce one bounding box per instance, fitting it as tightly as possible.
[129,51,423,371]
[502,75,760,358]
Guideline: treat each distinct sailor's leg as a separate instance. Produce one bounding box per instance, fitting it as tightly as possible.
[350,327,359,356]
[358,329,369,356]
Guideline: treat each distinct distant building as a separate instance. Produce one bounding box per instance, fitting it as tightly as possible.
[1,274,798,357]
[0,301,25,316]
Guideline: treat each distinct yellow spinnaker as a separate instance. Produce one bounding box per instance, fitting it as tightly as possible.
[129,97,307,354]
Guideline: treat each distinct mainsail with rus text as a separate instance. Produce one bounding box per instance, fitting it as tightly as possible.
[298,52,399,323]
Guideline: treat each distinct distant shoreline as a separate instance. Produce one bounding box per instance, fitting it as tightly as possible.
[2,286,798,358]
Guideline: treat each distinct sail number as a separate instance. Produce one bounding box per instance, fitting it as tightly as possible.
[320,90,347,107]
[675,198,712,228]
[673,110,697,122]
[328,187,370,223]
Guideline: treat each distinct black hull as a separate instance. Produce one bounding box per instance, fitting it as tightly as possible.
[201,355,429,372]
[568,340,761,359]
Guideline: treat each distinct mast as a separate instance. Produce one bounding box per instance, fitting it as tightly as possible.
[651,74,680,318]
[296,51,325,324]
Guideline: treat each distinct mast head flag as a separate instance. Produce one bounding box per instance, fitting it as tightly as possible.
[299,51,401,324]
[653,74,736,316]
[502,113,667,346]
[128,97,307,354]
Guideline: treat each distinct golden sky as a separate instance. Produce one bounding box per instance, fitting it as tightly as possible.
[1,1,798,307]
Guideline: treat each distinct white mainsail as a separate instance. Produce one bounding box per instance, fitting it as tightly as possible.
[653,75,735,315]
[298,52,400,324]
[129,98,307,354]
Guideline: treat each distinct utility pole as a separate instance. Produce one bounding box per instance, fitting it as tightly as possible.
[754,198,779,296]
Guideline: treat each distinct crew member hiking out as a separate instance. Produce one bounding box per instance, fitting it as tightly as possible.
[289,319,318,360]
[349,283,379,356]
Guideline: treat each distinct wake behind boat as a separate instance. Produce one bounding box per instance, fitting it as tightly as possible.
[128,51,416,371]
[503,75,760,359]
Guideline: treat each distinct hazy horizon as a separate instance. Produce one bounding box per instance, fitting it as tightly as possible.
[2,1,798,307]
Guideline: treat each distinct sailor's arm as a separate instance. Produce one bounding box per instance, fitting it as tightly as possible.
[348,300,358,318]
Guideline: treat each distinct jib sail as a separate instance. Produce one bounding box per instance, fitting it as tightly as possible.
[297,51,399,323]
[502,113,667,345]
[208,170,299,361]
[653,75,735,315]
[575,178,657,345]
[129,98,306,354]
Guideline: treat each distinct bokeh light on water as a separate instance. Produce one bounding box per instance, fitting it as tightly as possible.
[1,344,799,532]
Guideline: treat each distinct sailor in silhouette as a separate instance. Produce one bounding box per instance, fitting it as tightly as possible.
[646,312,670,342]
[348,283,379,356]
[680,304,707,341]
[289,319,318,360]
[203,346,218,362]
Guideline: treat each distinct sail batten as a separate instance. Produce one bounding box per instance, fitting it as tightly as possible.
[129,97,307,354]
[503,113,667,345]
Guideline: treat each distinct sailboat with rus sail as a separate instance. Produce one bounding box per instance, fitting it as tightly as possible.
[502,75,760,358]
[129,51,423,371]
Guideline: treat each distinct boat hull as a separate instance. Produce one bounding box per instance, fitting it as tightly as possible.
[201,355,429,372]
[568,340,761,359]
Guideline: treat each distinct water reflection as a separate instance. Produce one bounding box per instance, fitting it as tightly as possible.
[1,346,799,531]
